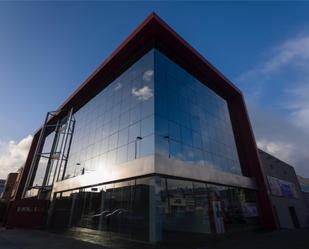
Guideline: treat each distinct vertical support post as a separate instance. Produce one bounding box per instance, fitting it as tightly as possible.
[14,132,40,200]
[228,94,277,230]
[149,176,162,243]
[61,113,75,180]
[22,112,50,198]
[46,193,57,228]
[41,120,60,190]
[56,108,74,182]
[69,193,77,227]
[99,188,106,231]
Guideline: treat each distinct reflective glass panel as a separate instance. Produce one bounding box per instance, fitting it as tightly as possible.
[62,50,155,179]
[154,50,242,175]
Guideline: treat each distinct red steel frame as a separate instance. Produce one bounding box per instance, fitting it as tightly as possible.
[9,12,277,230]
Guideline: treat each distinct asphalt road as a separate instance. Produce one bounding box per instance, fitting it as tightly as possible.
[0,228,309,249]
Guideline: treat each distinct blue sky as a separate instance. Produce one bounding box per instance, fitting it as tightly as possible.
[1,1,309,178]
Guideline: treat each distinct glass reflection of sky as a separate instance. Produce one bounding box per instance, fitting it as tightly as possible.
[64,50,155,179]
[154,50,242,175]
[36,48,242,184]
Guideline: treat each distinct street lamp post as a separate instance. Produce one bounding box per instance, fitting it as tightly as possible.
[164,135,170,158]
[74,163,81,177]
[135,136,142,159]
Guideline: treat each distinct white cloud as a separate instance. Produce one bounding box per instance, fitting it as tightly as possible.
[248,104,309,177]
[113,82,122,91]
[142,69,154,82]
[132,86,153,101]
[257,139,294,163]
[256,135,309,178]
[237,34,309,83]
[0,135,33,179]
[285,83,309,132]
[262,35,309,74]
[234,33,309,177]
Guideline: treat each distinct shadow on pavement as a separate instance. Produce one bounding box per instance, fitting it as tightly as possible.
[1,228,309,249]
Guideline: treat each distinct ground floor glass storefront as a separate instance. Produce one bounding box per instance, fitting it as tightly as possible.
[49,176,260,242]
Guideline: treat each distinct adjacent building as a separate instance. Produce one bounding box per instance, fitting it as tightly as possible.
[298,176,309,193]
[297,176,309,216]
[5,13,277,242]
[1,173,18,201]
[259,149,309,229]
[0,179,5,198]
[10,167,24,200]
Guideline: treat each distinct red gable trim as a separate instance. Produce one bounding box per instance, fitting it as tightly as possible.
[40,12,242,131]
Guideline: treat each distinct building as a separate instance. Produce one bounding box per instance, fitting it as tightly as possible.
[0,168,23,202]
[259,149,309,229]
[298,176,309,193]
[5,13,277,242]
[9,167,24,200]
[297,176,309,215]
[0,179,5,197]
[1,173,18,201]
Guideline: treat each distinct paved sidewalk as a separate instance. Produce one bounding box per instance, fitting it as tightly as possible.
[0,228,309,249]
[0,229,109,249]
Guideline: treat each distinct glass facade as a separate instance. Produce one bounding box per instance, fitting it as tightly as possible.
[154,50,241,175]
[50,177,154,241]
[158,178,259,239]
[50,176,259,242]
[32,48,242,189]
[44,49,259,242]
[63,50,155,180]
